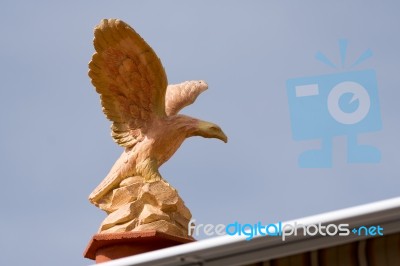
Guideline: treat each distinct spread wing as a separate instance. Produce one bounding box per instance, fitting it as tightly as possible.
[89,19,168,147]
[165,81,208,116]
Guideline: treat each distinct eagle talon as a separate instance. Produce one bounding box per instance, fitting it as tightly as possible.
[144,174,163,183]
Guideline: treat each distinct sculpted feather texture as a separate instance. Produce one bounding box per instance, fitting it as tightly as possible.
[88,19,227,205]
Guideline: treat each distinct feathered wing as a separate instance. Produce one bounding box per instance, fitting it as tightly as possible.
[165,81,208,116]
[89,19,168,147]
[88,19,167,203]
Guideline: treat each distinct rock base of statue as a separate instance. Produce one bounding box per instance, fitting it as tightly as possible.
[94,176,192,238]
[85,176,195,262]
[83,230,195,263]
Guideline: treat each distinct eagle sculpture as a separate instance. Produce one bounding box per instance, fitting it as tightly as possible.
[88,19,227,205]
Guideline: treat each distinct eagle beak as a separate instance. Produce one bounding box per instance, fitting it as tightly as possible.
[218,130,228,143]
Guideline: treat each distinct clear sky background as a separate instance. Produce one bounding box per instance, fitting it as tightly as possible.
[1,1,399,265]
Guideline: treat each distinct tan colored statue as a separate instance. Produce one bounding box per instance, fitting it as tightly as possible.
[88,19,227,237]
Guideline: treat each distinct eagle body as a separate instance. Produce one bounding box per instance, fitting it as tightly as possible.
[88,19,227,205]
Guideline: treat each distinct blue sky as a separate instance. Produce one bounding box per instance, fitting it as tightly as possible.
[1,1,400,265]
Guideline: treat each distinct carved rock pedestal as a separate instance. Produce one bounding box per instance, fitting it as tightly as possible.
[84,176,195,263]
[97,176,192,237]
